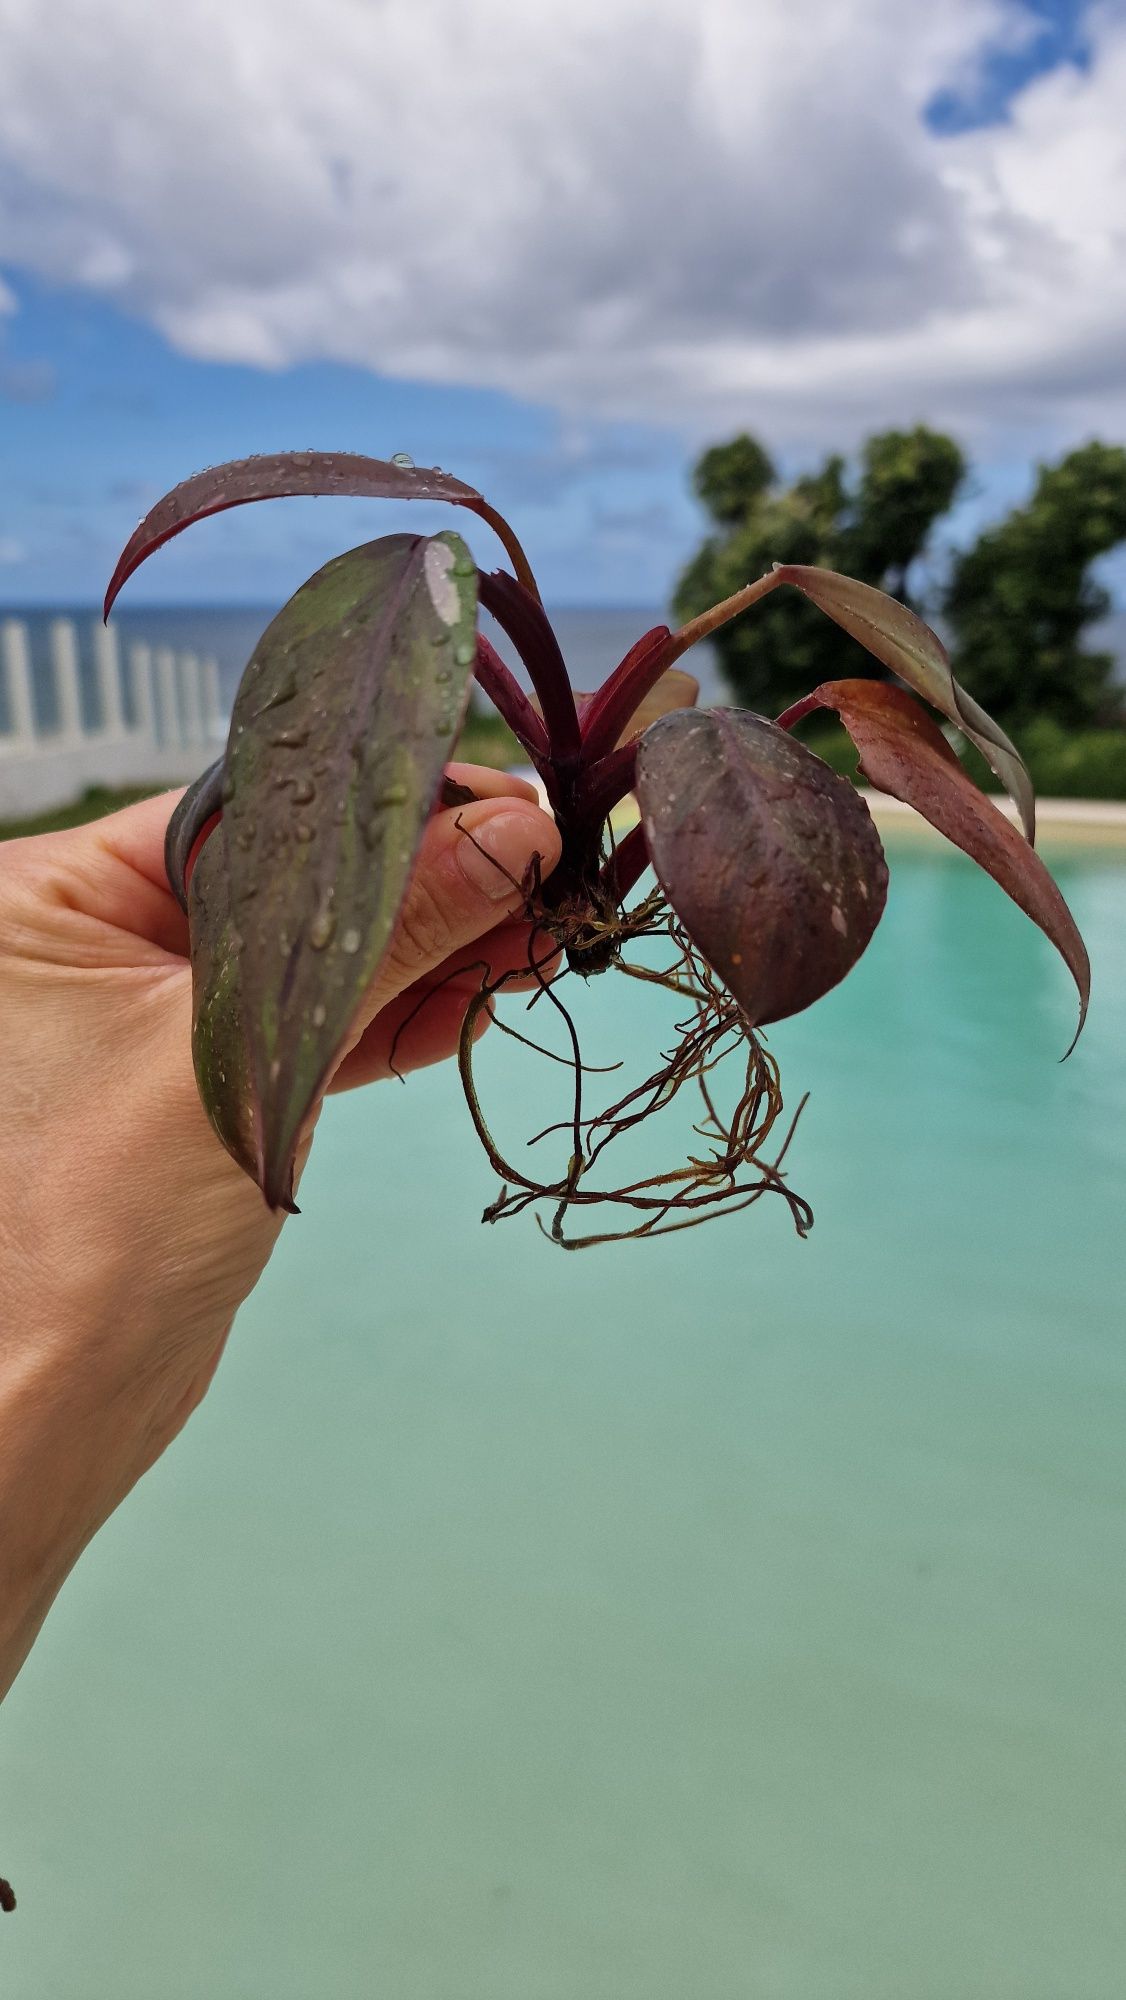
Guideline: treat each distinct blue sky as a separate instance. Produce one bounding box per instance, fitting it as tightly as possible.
[0,280,695,607]
[1,0,1122,610]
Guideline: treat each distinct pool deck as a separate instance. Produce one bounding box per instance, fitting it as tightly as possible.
[549,781,1126,846]
[862,792,1126,842]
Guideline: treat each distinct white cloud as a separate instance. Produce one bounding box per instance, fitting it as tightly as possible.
[0,0,1123,449]
[0,535,25,564]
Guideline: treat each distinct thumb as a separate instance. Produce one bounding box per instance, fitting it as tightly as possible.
[364,795,562,1008]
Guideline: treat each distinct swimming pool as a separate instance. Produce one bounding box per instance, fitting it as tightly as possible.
[3,834,1125,1998]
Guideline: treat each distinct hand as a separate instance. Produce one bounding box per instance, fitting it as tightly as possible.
[0,767,560,1697]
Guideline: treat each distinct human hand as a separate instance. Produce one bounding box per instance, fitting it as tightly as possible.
[0,766,559,1696]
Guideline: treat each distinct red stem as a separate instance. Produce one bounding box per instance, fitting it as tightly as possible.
[477,570,582,772]
[573,742,638,824]
[473,635,550,762]
[774,692,822,731]
[579,626,672,765]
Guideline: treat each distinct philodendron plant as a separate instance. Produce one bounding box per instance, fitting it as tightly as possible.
[105,452,1089,1246]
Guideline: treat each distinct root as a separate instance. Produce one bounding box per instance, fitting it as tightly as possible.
[454,884,813,1250]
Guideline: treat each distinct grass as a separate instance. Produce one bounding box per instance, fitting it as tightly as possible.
[796,718,1126,803]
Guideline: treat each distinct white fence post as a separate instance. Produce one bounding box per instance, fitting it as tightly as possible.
[201,657,224,744]
[153,647,180,749]
[1,620,37,748]
[0,624,228,818]
[128,644,154,742]
[92,622,126,740]
[49,620,84,748]
[178,651,205,750]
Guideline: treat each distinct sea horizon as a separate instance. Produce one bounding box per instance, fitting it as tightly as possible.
[3,599,1125,736]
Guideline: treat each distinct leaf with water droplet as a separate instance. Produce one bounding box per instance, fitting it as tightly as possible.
[211,530,478,1209]
[186,821,260,1189]
[103,448,542,613]
[635,709,888,1024]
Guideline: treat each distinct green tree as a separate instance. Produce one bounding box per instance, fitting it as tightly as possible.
[674,427,965,714]
[943,443,1126,729]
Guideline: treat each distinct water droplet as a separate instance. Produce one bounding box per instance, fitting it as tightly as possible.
[291,777,316,804]
[374,782,408,808]
[294,821,315,843]
[452,553,475,578]
[391,451,414,469]
[435,668,451,684]
[312,1003,327,1028]
[341,927,362,955]
[430,629,450,646]
[455,640,476,667]
[309,904,336,950]
[271,725,310,749]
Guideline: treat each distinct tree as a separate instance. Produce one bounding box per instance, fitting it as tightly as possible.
[674,427,965,714]
[943,443,1126,730]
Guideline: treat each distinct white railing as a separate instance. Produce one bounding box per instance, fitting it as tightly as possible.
[0,617,226,820]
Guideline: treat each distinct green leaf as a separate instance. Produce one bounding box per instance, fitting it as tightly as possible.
[635,708,888,1025]
[187,820,258,1185]
[214,530,478,1210]
[791,678,1089,1048]
[772,564,1035,841]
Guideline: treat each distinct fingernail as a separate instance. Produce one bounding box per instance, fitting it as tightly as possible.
[456,809,541,902]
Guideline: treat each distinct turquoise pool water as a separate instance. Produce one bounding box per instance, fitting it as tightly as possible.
[3,836,1125,1999]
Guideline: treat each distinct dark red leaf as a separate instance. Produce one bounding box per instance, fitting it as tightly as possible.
[772,564,1035,840]
[165,756,225,913]
[789,678,1090,1046]
[635,709,889,1024]
[104,450,538,617]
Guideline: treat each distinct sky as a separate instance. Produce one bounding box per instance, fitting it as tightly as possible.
[0,0,1123,609]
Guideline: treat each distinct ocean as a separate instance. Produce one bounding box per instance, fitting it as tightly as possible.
[3,600,1122,738]
[0,605,726,736]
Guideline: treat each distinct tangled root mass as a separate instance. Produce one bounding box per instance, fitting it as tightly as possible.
[451,862,814,1249]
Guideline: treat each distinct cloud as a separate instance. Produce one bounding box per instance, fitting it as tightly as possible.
[0,534,26,564]
[0,0,1122,448]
